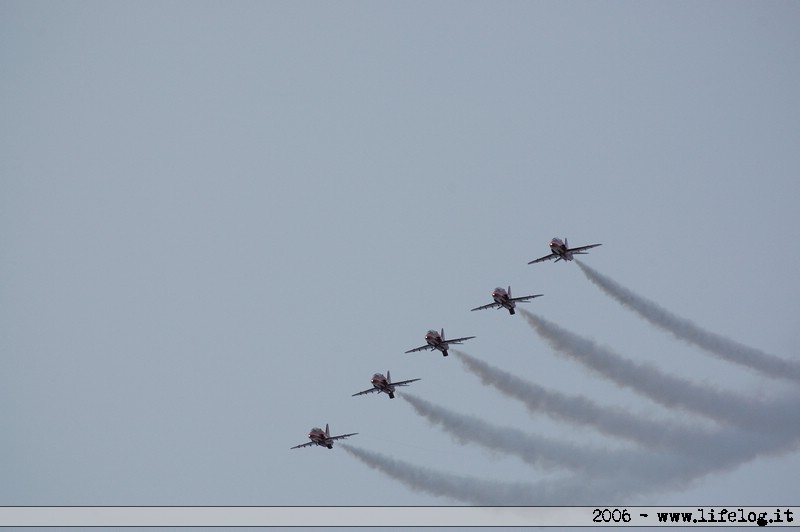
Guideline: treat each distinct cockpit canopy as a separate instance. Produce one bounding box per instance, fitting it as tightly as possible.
[310,427,323,434]
[426,329,438,335]
[372,373,385,380]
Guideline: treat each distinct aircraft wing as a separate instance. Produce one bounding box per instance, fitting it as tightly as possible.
[352,388,379,397]
[392,377,421,387]
[568,243,602,254]
[470,302,503,311]
[443,335,476,345]
[509,294,544,303]
[405,345,433,353]
[328,432,358,441]
[528,253,557,264]
[290,441,316,450]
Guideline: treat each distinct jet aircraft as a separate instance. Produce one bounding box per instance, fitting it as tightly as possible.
[404,328,475,357]
[471,286,543,315]
[528,237,601,264]
[352,371,421,399]
[290,423,357,449]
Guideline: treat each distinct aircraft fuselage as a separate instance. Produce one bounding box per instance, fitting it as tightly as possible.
[371,374,395,395]
[425,331,448,354]
[492,288,515,311]
[305,428,333,448]
[550,238,574,261]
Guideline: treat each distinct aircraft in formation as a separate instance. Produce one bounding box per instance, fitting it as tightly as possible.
[292,236,601,449]
[470,286,543,315]
[404,328,476,357]
[290,423,358,450]
[352,371,421,399]
[528,237,602,264]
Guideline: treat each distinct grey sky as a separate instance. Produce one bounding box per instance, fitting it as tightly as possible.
[2,1,799,508]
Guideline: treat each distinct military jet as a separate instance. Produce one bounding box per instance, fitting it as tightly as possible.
[405,328,475,357]
[352,371,421,399]
[290,424,357,449]
[528,237,601,264]
[471,286,543,315]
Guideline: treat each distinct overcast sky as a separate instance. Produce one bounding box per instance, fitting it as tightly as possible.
[2,0,799,510]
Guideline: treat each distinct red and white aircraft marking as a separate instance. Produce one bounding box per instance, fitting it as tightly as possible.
[352,371,421,399]
[471,286,543,315]
[528,237,601,264]
[290,423,357,450]
[404,328,475,357]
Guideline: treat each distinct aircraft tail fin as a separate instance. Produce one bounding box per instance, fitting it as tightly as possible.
[387,370,391,384]
[441,327,445,340]
[508,285,512,298]
[325,423,330,437]
[565,237,569,249]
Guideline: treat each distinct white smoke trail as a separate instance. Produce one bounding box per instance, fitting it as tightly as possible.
[519,309,800,435]
[401,391,800,497]
[576,260,800,382]
[402,392,644,475]
[452,349,708,451]
[453,349,800,480]
[340,444,605,504]
[343,428,799,505]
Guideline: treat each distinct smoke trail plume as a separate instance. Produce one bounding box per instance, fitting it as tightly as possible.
[340,444,605,504]
[401,390,800,496]
[452,349,709,451]
[576,260,800,382]
[453,351,800,484]
[519,309,799,435]
[401,392,709,482]
[402,392,643,475]
[343,425,799,504]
